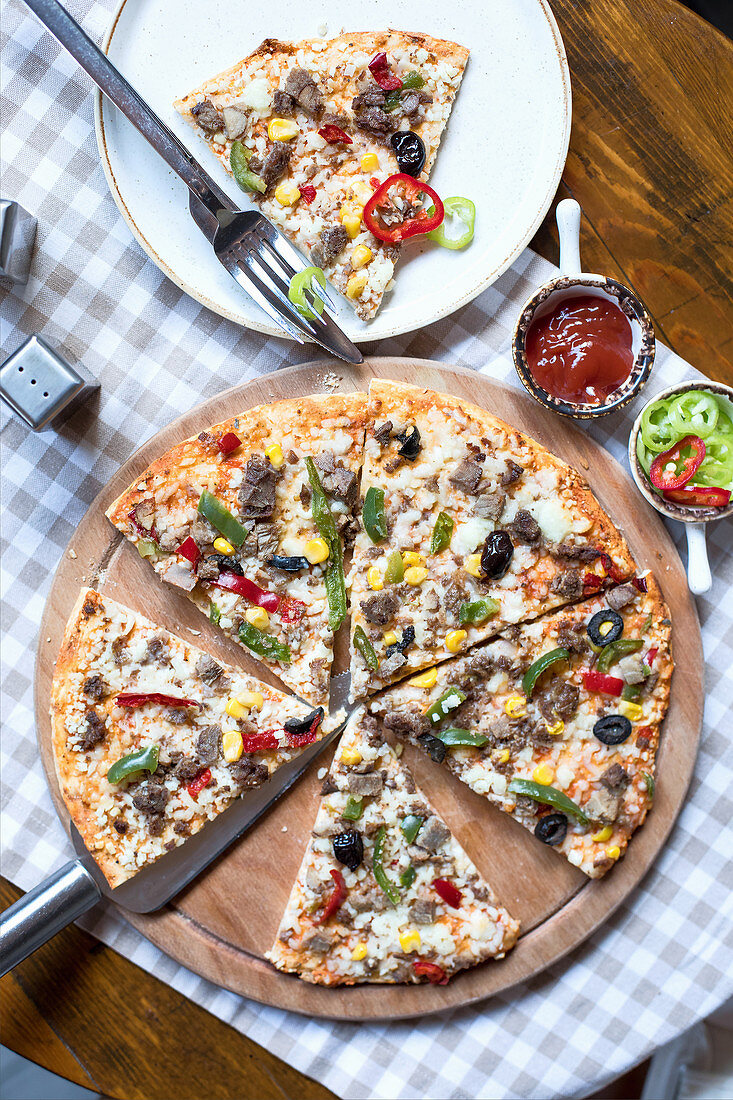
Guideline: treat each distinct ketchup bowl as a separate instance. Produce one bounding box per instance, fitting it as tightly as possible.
[512,201,655,419]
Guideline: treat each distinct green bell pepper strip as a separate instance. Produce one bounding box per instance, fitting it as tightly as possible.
[305,458,347,630]
[400,814,423,843]
[363,487,388,543]
[383,71,425,111]
[383,548,404,584]
[508,777,589,825]
[136,538,157,558]
[372,825,401,905]
[353,625,379,671]
[434,727,489,748]
[400,865,417,889]
[458,598,499,625]
[198,490,248,547]
[238,620,291,663]
[209,602,221,626]
[521,647,570,697]
[288,266,326,321]
[430,511,454,554]
[642,772,655,798]
[342,796,364,821]
[425,686,466,726]
[622,683,642,701]
[107,745,159,784]
[596,638,643,674]
[230,140,266,194]
[426,197,476,250]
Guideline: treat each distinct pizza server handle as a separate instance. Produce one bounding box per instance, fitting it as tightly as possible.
[0,859,101,976]
[21,0,234,218]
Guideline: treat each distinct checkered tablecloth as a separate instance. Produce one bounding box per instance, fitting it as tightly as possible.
[2,2,732,1097]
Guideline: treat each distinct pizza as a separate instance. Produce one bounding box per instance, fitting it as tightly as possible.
[267,707,519,984]
[348,379,637,699]
[106,393,368,706]
[51,588,333,888]
[368,575,672,877]
[174,30,469,319]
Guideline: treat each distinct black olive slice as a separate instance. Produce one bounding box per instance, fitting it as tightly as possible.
[480,530,514,579]
[396,424,421,460]
[385,625,416,658]
[390,131,426,177]
[534,813,568,846]
[593,715,632,745]
[587,609,624,646]
[332,828,363,871]
[284,706,324,736]
[267,554,309,571]
[417,732,447,763]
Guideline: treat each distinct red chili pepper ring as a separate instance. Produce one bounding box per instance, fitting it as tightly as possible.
[649,435,706,491]
[363,174,444,243]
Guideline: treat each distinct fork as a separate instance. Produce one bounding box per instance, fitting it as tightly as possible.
[22,0,364,365]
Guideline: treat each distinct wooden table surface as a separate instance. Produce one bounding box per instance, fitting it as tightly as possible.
[2,1,731,1098]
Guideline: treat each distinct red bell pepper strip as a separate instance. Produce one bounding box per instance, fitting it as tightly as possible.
[176,536,201,565]
[241,730,279,753]
[217,432,242,456]
[583,572,604,592]
[287,712,323,748]
[413,959,449,985]
[368,51,403,90]
[663,485,731,507]
[280,597,306,624]
[433,878,462,909]
[363,174,444,243]
[300,184,316,204]
[318,124,352,144]
[128,507,158,543]
[645,647,658,666]
[313,869,347,925]
[650,435,706,491]
[186,767,211,800]
[116,692,198,708]
[631,576,648,592]
[211,571,281,612]
[582,670,624,696]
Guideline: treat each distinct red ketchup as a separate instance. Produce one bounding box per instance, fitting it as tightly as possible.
[525,293,634,404]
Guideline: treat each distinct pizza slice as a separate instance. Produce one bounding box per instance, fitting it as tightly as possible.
[174,30,469,320]
[51,588,333,888]
[266,707,519,985]
[106,393,367,706]
[369,575,672,878]
[348,379,637,698]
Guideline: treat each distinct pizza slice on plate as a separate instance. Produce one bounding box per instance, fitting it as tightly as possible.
[51,588,333,889]
[369,575,671,878]
[267,706,519,985]
[106,393,367,706]
[174,30,469,320]
[348,379,638,698]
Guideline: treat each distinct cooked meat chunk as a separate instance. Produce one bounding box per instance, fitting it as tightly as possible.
[145,636,169,666]
[111,637,129,666]
[229,759,270,789]
[191,98,223,136]
[556,541,600,563]
[173,821,191,836]
[196,556,223,581]
[239,454,279,520]
[78,710,106,752]
[314,451,357,504]
[449,455,484,494]
[347,772,384,797]
[443,579,469,618]
[113,819,128,835]
[380,651,407,678]
[284,67,323,115]
[556,623,589,655]
[320,774,338,795]
[82,675,105,700]
[399,89,432,117]
[360,589,399,625]
[408,899,437,924]
[261,141,293,186]
[415,816,451,852]
[508,510,542,544]
[584,786,621,825]
[352,87,386,111]
[147,816,165,837]
[354,105,394,135]
[537,680,580,722]
[165,707,190,725]
[601,763,630,790]
[550,570,583,600]
[272,88,295,115]
[299,483,312,507]
[303,932,331,953]
[197,430,218,450]
[641,670,659,696]
[196,725,221,766]
[191,516,217,545]
[195,653,224,685]
[500,460,523,486]
[474,491,505,521]
[132,782,169,816]
[373,421,393,445]
[321,111,350,129]
[253,522,280,560]
[311,224,349,268]
[173,755,201,782]
[382,708,430,739]
[221,105,248,140]
[606,583,637,610]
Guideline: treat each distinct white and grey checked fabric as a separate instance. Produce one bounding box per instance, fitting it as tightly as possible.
[2,2,732,1097]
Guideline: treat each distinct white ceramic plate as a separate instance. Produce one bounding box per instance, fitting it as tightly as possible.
[95,0,571,343]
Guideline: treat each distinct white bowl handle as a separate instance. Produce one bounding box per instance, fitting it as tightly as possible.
[686,523,711,595]
[556,199,582,277]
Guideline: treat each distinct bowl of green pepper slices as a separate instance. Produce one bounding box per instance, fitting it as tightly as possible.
[628,380,733,594]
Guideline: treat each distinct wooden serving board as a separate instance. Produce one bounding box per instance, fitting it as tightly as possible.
[35,358,703,1020]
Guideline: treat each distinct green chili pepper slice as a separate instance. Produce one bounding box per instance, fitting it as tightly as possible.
[642,772,655,798]
[288,266,327,321]
[668,391,721,438]
[434,727,489,748]
[400,865,417,888]
[596,638,643,673]
[372,825,401,905]
[430,510,454,554]
[521,647,570,697]
[383,549,404,584]
[508,777,589,825]
[458,598,499,625]
[230,140,266,194]
[209,602,221,626]
[107,745,159,784]
[363,486,388,543]
[238,620,291,663]
[426,197,476,250]
[198,490,248,547]
[342,795,364,821]
[136,538,157,559]
[640,399,675,453]
[353,625,379,671]
[621,683,642,701]
[400,814,423,843]
[425,686,466,726]
[305,457,347,631]
[402,70,425,89]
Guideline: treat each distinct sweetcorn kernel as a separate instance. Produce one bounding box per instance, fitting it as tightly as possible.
[351,941,368,961]
[410,667,438,689]
[402,551,424,567]
[592,826,613,843]
[213,537,235,555]
[619,699,644,722]
[265,443,285,468]
[605,845,621,860]
[268,117,299,141]
[399,929,421,953]
[464,553,483,578]
[544,719,565,736]
[532,763,555,785]
[274,181,301,206]
[340,206,363,238]
[305,537,330,564]
[360,152,379,172]
[383,631,398,647]
[446,629,467,653]
[346,271,368,299]
[351,245,373,269]
[237,691,264,711]
[404,566,428,585]
[367,566,383,591]
[494,748,511,764]
[245,606,270,630]
[350,180,373,206]
[225,698,248,719]
[340,746,363,766]
[222,729,244,762]
[505,695,527,719]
